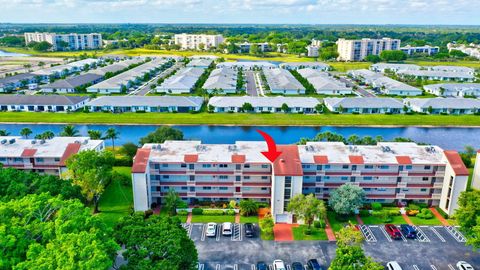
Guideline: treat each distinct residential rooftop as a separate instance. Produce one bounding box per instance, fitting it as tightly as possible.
[87,96,204,108]
[0,95,89,105]
[263,68,305,91]
[324,97,404,109]
[208,96,320,108]
[404,97,480,109]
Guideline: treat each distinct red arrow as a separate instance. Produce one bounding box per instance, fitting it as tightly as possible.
[256,129,282,163]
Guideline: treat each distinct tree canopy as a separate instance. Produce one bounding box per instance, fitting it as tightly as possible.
[0,193,118,270]
[114,213,198,270]
[328,184,365,216]
[139,126,184,145]
[455,189,480,250]
[380,50,407,62]
[287,194,326,229]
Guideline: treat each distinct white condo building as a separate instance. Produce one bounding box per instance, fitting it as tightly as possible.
[336,38,401,61]
[24,32,102,51]
[131,141,468,222]
[174,33,224,50]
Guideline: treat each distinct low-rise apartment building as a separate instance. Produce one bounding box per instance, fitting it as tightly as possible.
[203,68,238,94]
[174,33,224,50]
[279,62,330,71]
[208,96,320,113]
[423,83,480,97]
[324,97,404,114]
[397,70,475,82]
[131,140,468,221]
[0,95,89,112]
[0,136,104,176]
[217,61,276,70]
[24,32,102,51]
[297,69,352,95]
[156,67,205,94]
[336,38,401,61]
[370,63,421,73]
[400,45,439,56]
[87,96,203,113]
[0,73,39,93]
[349,69,422,96]
[263,68,305,95]
[404,98,480,115]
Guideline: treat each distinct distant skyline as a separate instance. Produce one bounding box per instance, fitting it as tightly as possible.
[0,0,479,25]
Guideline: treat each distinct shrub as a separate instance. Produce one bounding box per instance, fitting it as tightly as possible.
[359,209,370,217]
[417,203,429,209]
[192,208,203,215]
[144,209,154,218]
[407,203,421,211]
[313,220,325,229]
[407,210,419,216]
[417,208,433,219]
[371,202,382,211]
[435,207,449,219]
[304,228,312,235]
[203,209,225,216]
[372,210,392,223]
[177,210,188,216]
[388,209,400,216]
[226,209,236,216]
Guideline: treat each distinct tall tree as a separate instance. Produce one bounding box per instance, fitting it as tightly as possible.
[287,194,326,229]
[115,213,198,270]
[120,142,139,160]
[104,127,120,150]
[455,190,480,250]
[0,129,10,136]
[329,184,365,217]
[164,188,183,216]
[139,126,184,145]
[239,199,259,216]
[60,124,79,137]
[88,129,103,140]
[20,127,32,139]
[65,150,115,213]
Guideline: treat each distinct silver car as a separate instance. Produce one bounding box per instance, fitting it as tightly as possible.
[206,222,217,237]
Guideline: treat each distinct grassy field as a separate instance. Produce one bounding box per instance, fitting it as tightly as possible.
[95,166,133,228]
[327,211,358,232]
[292,225,328,240]
[408,215,442,226]
[361,214,406,225]
[406,60,480,69]
[190,215,235,223]
[239,215,259,223]
[2,111,480,126]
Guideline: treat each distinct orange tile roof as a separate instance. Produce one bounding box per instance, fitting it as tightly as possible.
[273,145,303,176]
[21,149,37,157]
[313,155,329,164]
[184,154,198,163]
[349,155,364,164]
[132,148,151,173]
[443,150,469,176]
[395,156,412,165]
[59,143,81,166]
[231,154,246,163]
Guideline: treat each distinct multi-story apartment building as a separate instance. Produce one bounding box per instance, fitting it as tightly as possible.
[24,32,102,51]
[336,38,401,61]
[306,45,319,57]
[400,45,439,56]
[174,33,224,50]
[132,140,468,222]
[0,136,104,176]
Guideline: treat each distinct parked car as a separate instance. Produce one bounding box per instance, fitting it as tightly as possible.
[273,260,286,270]
[291,262,304,270]
[385,224,402,240]
[457,261,475,270]
[307,259,323,270]
[400,224,417,239]
[386,261,403,270]
[244,223,255,238]
[256,261,268,270]
[206,222,217,237]
[222,222,232,236]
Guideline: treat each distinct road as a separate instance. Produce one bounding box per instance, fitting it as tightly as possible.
[245,71,258,96]
[338,76,376,97]
[130,62,182,96]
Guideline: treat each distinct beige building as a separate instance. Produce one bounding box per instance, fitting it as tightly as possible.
[174,33,224,50]
[24,32,102,51]
[336,38,401,61]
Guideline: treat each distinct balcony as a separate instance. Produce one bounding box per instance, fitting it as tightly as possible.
[432,193,442,200]
[242,182,271,187]
[396,193,406,199]
[187,192,196,197]
[433,182,444,189]
[195,181,234,186]
[315,182,325,187]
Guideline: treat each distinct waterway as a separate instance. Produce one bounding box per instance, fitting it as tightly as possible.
[0,124,479,150]
[0,50,29,57]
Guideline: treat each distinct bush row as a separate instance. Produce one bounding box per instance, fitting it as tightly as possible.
[191,208,235,216]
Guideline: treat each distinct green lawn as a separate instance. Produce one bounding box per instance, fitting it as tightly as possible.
[408,215,442,226]
[361,214,406,225]
[329,62,371,72]
[240,215,259,223]
[158,208,188,223]
[2,111,480,126]
[292,225,328,240]
[327,211,358,232]
[190,215,235,223]
[95,166,133,228]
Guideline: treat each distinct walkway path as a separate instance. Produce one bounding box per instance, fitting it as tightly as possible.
[273,224,297,241]
[401,213,414,225]
[235,213,240,223]
[186,212,192,223]
[324,218,336,241]
[430,207,450,226]
[355,214,364,225]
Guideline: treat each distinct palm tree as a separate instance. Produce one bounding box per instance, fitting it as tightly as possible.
[0,129,10,136]
[87,130,103,140]
[20,128,32,139]
[40,131,55,140]
[347,134,360,145]
[104,127,120,150]
[60,125,79,137]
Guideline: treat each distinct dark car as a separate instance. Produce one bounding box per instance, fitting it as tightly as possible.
[244,223,255,238]
[256,261,268,270]
[291,262,304,270]
[400,224,417,239]
[307,259,323,270]
[385,224,402,240]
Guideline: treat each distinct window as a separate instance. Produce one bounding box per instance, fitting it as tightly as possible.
[236,176,241,182]
[406,165,412,170]
[317,165,322,170]
[365,165,373,169]
[219,175,228,180]
[219,164,228,168]
[420,188,427,192]
[162,175,169,179]
[422,177,429,181]
[54,158,60,162]
[316,176,322,182]
[364,177,373,181]
[379,165,389,169]
[244,164,251,168]
[364,188,371,191]
[302,164,311,169]
[181,164,187,168]
[0,157,6,162]
[342,165,349,169]
[324,165,331,169]
[261,164,268,169]
[219,187,228,190]
[341,176,348,181]
[161,164,168,168]
[261,187,267,191]
[324,176,330,180]
[424,165,431,170]
[202,187,212,190]
[14,158,23,162]
[202,164,212,168]
[244,176,250,180]
[261,176,268,180]
[36,158,44,162]
[181,187,188,190]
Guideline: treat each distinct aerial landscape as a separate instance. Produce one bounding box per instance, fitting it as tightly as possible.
[1,1,480,270]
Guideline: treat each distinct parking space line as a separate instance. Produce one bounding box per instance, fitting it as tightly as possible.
[201,224,207,241]
[251,264,256,270]
[412,225,430,242]
[182,223,192,238]
[215,264,221,270]
[429,227,446,243]
[430,265,438,270]
[268,265,273,270]
[234,264,238,270]
[396,226,408,242]
[232,223,242,241]
[360,225,377,242]
[286,265,291,270]
[198,263,204,270]
[448,264,455,270]
[444,226,467,242]
[380,226,393,242]
[216,224,221,241]
[413,265,420,270]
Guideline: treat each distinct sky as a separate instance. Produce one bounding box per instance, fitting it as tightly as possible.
[0,0,479,25]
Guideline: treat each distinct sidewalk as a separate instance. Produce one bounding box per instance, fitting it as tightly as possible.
[273,224,298,241]
[355,214,364,225]
[324,218,336,241]
[235,213,240,223]
[430,207,450,226]
[401,213,414,225]
[186,212,192,223]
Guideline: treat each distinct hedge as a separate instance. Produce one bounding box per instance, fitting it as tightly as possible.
[192,208,204,215]
[226,209,236,216]
[202,209,225,216]
[177,210,188,216]
[435,206,449,219]
[371,202,382,211]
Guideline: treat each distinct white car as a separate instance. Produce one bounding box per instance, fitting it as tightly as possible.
[457,261,475,270]
[273,260,286,270]
[386,261,403,270]
[222,222,233,236]
[206,222,217,237]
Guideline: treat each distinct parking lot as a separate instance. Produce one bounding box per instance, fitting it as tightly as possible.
[185,223,479,270]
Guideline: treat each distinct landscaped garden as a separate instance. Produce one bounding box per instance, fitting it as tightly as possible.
[292,224,328,240]
[327,211,358,232]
